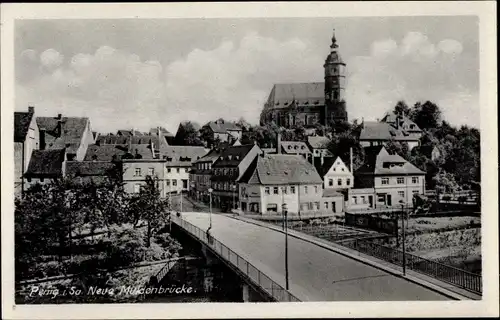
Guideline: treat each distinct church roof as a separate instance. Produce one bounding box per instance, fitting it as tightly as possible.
[266,82,325,109]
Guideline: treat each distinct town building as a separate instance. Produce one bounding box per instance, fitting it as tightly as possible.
[66,161,118,185]
[190,147,223,202]
[36,114,94,161]
[210,143,261,211]
[260,29,348,128]
[238,154,343,215]
[14,106,39,195]
[351,145,426,210]
[359,112,423,151]
[24,148,67,188]
[161,145,209,194]
[306,135,332,159]
[122,158,167,196]
[202,119,243,144]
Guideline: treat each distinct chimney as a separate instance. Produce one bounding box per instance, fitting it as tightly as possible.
[276,132,282,154]
[28,106,34,114]
[157,126,162,159]
[350,147,353,173]
[57,114,63,137]
[132,128,136,137]
[151,141,156,158]
[39,128,46,150]
[128,137,132,152]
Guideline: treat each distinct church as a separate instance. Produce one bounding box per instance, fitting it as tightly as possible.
[260,29,348,128]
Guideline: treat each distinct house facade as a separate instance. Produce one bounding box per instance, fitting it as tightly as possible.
[210,144,261,211]
[322,156,354,190]
[24,149,67,189]
[161,146,208,194]
[122,159,167,196]
[203,119,243,144]
[351,146,426,210]
[238,154,343,215]
[190,148,222,202]
[14,106,39,195]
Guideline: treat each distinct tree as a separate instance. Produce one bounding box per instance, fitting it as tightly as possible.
[393,100,411,116]
[174,121,203,146]
[412,101,442,129]
[433,171,459,193]
[128,176,170,247]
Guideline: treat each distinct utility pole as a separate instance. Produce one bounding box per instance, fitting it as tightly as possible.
[282,203,289,291]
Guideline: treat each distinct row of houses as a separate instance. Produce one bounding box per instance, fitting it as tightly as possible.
[191,133,426,215]
[15,107,426,216]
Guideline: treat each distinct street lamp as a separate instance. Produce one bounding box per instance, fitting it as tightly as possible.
[208,187,213,230]
[191,181,195,200]
[282,202,289,291]
[232,184,237,211]
[399,200,407,276]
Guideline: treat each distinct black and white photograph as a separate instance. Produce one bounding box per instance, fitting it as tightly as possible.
[1,2,498,319]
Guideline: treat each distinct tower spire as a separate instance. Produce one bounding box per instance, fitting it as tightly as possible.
[330,28,338,51]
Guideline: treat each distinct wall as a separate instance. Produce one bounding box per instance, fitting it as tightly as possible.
[239,183,263,213]
[14,142,24,196]
[165,165,191,194]
[214,132,229,142]
[76,119,93,161]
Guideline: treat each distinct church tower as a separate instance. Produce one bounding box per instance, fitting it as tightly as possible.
[324,28,348,125]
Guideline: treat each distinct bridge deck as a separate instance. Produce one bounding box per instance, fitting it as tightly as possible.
[178,212,450,301]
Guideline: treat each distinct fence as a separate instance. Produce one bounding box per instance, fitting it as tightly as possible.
[171,215,300,302]
[339,238,482,295]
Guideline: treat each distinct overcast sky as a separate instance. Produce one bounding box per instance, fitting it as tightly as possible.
[15,16,479,133]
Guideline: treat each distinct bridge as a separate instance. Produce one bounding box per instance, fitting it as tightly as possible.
[171,212,455,302]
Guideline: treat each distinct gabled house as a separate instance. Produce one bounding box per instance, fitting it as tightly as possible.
[191,147,223,202]
[352,145,425,210]
[359,112,423,151]
[203,119,243,145]
[238,154,344,215]
[14,106,39,195]
[306,135,332,158]
[210,143,261,211]
[24,148,67,188]
[36,114,94,161]
[160,145,209,194]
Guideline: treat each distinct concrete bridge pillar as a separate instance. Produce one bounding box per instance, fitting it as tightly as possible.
[242,284,250,302]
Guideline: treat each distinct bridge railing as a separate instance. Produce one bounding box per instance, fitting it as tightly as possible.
[339,238,482,295]
[172,215,301,302]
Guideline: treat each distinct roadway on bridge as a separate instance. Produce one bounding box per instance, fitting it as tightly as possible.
[180,212,450,301]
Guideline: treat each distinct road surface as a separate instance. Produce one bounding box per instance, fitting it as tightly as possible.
[179,212,450,301]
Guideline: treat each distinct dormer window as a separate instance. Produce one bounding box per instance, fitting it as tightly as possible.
[228,155,232,160]
[235,155,240,160]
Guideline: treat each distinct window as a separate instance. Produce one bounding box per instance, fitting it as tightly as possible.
[308,202,314,210]
[267,204,278,212]
[352,196,357,204]
[185,168,189,173]
[304,186,308,194]
[315,202,320,210]
[182,179,188,189]
[397,177,404,184]
[361,196,366,204]
[412,190,419,195]
[273,187,279,195]
[282,187,288,194]
[329,179,333,186]
[172,180,177,186]
[167,168,171,173]
[148,168,154,176]
[341,168,345,172]
[346,178,351,186]
[265,187,270,195]
[412,177,419,184]
[325,202,329,209]
[134,184,141,193]
[314,186,318,193]
[290,186,296,194]
[377,194,385,202]
[176,168,180,173]
[381,178,389,185]
[40,178,45,183]
[134,168,141,176]
[337,179,342,186]
[166,179,170,186]
[398,191,405,198]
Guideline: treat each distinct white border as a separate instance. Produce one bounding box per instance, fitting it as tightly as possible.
[1,2,498,319]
